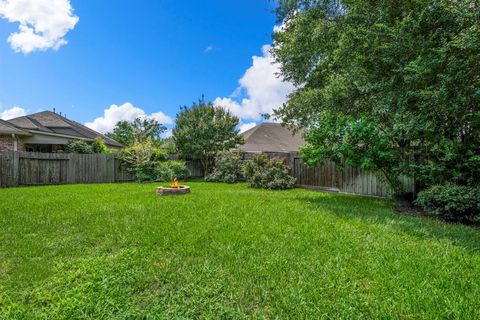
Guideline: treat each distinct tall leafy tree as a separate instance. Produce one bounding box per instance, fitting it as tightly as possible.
[131,118,167,144]
[173,99,244,173]
[106,118,167,146]
[272,0,480,192]
[106,121,134,146]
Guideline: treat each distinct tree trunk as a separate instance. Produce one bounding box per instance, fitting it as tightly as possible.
[200,156,210,177]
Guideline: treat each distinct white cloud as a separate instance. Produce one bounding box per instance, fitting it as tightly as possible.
[204,45,214,53]
[214,44,295,121]
[162,129,173,139]
[0,0,79,54]
[273,24,285,33]
[239,122,257,133]
[150,111,174,125]
[0,106,26,120]
[85,102,173,133]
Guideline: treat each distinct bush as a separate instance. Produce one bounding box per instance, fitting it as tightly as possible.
[118,141,159,181]
[151,148,168,162]
[206,152,244,183]
[91,137,109,154]
[243,154,296,190]
[66,140,94,154]
[119,140,189,182]
[66,138,111,154]
[154,161,190,182]
[414,184,480,222]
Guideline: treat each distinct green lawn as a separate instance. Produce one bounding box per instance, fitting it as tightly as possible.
[0,182,479,319]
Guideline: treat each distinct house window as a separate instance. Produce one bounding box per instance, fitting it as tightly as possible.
[25,144,66,153]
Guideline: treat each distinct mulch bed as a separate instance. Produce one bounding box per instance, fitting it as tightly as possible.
[393,204,430,217]
[394,202,480,229]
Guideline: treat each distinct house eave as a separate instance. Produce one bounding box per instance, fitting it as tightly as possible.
[25,130,122,148]
[0,130,31,136]
[27,130,94,141]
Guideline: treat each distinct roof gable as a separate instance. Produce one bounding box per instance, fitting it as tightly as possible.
[0,119,29,135]
[30,111,71,127]
[7,111,123,147]
[7,116,40,130]
[238,123,305,153]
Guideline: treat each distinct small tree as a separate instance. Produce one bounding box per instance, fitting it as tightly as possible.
[118,140,157,181]
[173,98,244,173]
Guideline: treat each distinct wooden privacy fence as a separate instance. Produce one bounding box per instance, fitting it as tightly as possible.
[244,151,414,198]
[185,160,204,178]
[292,157,414,198]
[1,151,414,198]
[0,152,208,188]
[180,152,414,198]
[0,152,133,187]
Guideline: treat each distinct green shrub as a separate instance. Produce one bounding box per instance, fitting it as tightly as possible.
[91,137,109,154]
[151,148,168,162]
[66,140,94,154]
[206,152,243,183]
[414,185,480,221]
[154,161,190,182]
[243,154,296,190]
[67,138,111,154]
[119,140,189,182]
[118,141,159,181]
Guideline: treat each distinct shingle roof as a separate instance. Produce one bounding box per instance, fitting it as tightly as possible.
[7,111,123,148]
[6,116,40,130]
[237,122,305,153]
[0,119,29,135]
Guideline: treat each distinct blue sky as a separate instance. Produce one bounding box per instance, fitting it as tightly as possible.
[0,0,293,134]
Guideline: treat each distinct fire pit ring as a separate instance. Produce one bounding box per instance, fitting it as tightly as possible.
[156,178,190,196]
[156,185,190,196]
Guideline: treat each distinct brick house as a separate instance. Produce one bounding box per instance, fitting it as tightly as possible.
[0,111,122,152]
[0,119,29,152]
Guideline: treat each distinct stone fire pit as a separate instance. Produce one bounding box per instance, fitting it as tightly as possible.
[156,185,190,196]
[156,178,190,196]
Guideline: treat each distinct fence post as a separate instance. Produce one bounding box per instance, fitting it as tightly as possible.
[11,151,19,187]
[287,152,296,171]
[106,154,115,183]
[66,153,75,184]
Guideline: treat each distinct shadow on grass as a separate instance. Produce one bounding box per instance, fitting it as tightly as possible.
[295,192,480,253]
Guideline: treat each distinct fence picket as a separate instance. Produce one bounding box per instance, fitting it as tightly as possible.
[0,152,134,187]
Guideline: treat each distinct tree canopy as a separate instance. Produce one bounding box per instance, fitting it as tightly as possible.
[173,99,244,173]
[106,118,167,147]
[272,0,480,192]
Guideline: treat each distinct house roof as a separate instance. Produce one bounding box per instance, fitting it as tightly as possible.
[7,111,123,148]
[237,122,305,153]
[0,119,30,136]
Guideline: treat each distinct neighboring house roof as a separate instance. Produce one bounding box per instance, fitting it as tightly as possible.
[237,122,305,153]
[7,111,123,148]
[0,119,30,136]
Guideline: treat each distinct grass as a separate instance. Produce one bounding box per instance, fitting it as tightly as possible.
[0,182,479,319]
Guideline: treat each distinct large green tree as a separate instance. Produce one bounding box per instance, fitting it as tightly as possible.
[106,118,167,146]
[173,99,244,173]
[272,0,480,192]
